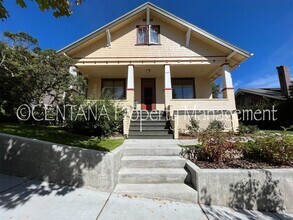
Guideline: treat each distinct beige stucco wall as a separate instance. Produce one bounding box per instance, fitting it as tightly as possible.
[195,77,212,99]
[169,99,235,111]
[175,113,234,132]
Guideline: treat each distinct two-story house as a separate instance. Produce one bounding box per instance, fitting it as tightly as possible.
[58,2,252,138]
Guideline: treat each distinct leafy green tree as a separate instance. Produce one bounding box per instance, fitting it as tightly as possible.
[0,0,84,20]
[0,32,38,117]
[0,31,86,119]
[211,82,221,98]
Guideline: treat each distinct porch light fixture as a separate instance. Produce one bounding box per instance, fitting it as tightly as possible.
[146,69,150,73]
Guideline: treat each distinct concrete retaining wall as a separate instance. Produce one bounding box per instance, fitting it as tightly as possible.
[0,133,125,192]
[186,161,293,212]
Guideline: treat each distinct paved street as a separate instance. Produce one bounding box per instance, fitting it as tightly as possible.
[0,174,292,220]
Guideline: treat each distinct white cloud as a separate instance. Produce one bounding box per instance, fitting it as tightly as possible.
[240,38,293,89]
[233,80,242,89]
[243,74,280,88]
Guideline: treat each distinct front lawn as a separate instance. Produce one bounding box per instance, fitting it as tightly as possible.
[0,123,124,152]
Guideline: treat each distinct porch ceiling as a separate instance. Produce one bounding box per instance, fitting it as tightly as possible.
[78,64,219,78]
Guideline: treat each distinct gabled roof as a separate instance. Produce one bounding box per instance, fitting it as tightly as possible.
[58,2,252,58]
[235,88,288,101]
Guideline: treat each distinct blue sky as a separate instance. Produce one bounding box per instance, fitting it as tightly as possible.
[1,0,292,90]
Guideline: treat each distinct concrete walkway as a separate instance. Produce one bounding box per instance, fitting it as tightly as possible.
[0,174,292,220]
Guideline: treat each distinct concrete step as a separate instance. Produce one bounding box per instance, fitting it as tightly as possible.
[129,130,171,136]
[114,183,198,203]
[124,146,181,156]
[128,134,173,139]
[121,156,186,168]
[131,117,167,121]
[130,119,167,123]
[130,121,168,127]
[129,127,170,131]
[123,139,179,146]
[130,124,168,128]
[118,168,187,184]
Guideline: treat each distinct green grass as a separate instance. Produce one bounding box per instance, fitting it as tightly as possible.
[0,123,124,152]
[261,130,293,135]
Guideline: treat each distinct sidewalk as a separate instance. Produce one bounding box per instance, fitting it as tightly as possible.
[0,174,292,220]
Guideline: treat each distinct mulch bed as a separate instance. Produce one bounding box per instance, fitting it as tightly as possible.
[178,135,197,140]
[194,159,292,169]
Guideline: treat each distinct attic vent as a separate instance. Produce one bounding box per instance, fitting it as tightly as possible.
[143,18,153,22]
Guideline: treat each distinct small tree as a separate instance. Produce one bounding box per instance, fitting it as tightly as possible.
[187,117,200,135]
[211,82,221,98]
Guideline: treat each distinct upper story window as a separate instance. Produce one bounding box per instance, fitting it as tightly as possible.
[137,25,160,45]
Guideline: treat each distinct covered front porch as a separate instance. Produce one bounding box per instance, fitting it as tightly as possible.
[77,62,238,137]
[78,63,235,106]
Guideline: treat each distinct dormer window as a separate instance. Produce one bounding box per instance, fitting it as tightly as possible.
[137,25,160,45]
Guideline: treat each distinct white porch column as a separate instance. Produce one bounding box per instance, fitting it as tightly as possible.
[127,65,134,89]
[221,64,234,99]
[164,65,172,110]
[127,65,135,107]
[221,64,233,92]
[221,63,239,132]
[164,65,172,89]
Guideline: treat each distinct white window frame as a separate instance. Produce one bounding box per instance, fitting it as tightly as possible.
[137,25,160,45]
[148,25,160,44]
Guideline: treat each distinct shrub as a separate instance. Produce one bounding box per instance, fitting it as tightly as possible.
[65,94,124,137]
[198,129,243,163]
[187,117,199,135]
[181,145,205,162]
[237,101,293,130]
[238,123,259,135]
[244,133,293,165]
[206,120,225,131]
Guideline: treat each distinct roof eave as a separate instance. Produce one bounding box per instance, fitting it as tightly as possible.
[147,3,252,58]
[57,2,150,54]
[235,89,287,101]
[58,2,252,58]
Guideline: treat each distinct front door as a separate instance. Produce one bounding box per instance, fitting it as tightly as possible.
[141,78,156,110]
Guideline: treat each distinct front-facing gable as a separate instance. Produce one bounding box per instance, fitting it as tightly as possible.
[70,14,227,58]
[59,2,252,78]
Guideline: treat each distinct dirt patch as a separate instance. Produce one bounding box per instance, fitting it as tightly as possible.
[178,135,197,140]
[194,159,292,169]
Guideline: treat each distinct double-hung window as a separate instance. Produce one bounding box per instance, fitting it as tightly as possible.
[102,79,126,99]
[137,25,160,45]
[172,78,195,99]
